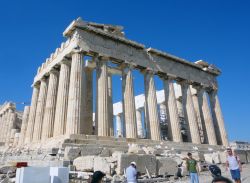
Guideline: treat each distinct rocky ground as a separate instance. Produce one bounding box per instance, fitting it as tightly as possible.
[169,164,250,183]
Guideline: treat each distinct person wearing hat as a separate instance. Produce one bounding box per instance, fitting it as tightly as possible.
[91,171,106,183]
[226,147,242,183]
[126,161,138,183]
[186,152,200,183]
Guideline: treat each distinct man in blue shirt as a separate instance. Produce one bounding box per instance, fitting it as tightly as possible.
[126,162,137,183]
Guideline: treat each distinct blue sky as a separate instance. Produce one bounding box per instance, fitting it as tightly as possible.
[0,0,249,141]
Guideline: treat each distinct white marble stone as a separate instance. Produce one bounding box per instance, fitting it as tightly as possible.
[16,167,50,183]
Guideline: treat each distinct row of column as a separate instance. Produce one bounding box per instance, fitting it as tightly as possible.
[23,51,96,144]
[21,50,228,146]
[0,107,17,146]
[114,75,228,146]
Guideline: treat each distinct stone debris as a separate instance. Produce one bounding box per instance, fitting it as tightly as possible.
[73,156,95,172]
[117,154,157,175]
[234,150,248,163]
[128,144,144,154]
[63,147,81,161]
[94,157,111,174]
[156,157,178,176]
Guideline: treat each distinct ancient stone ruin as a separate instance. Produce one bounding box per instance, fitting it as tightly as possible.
[0,18,238,180]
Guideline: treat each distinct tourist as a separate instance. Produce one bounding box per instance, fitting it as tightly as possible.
[91,171,106,183]
[186,152,200,183]
[126,161,137,183]
[212,176,233,183]
[226,147,242,183]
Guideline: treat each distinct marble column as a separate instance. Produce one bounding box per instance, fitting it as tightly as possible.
[96,57,109,136]
[192,92,206,143]
[144,71,161,141]
[136,109,143,138]
[5,109,16,146]
[108,74,114,136]
[116,114,123,137]
[209,89,229,146]
[163,77,182,142]
[66,51,84,135]
[53,59,71,136]
[18,106,30,146]
[196,87,217,145]
[82,67,94,135]
[143,104,150,139]
[0,114,3,142]
[1,112,8,143]
[32,77,48,142]
[122,65,137,138]
[41,69,59,140]
[25,83,40,143]
[180,81,201,144]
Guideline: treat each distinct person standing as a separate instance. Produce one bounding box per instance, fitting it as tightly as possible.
[226,147,242,183]
[186,152,200,183]
[126,162,137,183]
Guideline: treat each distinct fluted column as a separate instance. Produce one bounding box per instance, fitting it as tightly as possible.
[66,51,84,135]
[32,78,48,142]
[41,69,59,140]
[53,59,71,136]
[122,65,137,138]
[136,109,143,138]
[144,71,161,141]
[163,77,182,142]
[116,114,123,137]
[196,87,217,145]
[96,57,109,136]
[0,114,3,142]
[180,81,201,144]
[209,89,229,146]
[25,84,40,143]
[18,106,30,146]
[5,109,16,146]
[108,74,114,136]
[1,112,8,143]
[82,67,94,135]
[192,92,205,143]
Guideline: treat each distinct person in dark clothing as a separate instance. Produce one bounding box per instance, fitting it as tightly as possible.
[212,176,233,183]
[91,171,106,183]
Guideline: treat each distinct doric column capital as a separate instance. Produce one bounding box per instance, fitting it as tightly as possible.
[40,76,47,82]
[60,57,71,66]
[33,81,40,88]
[49,68,59,75]
[208,85,218,95]
[192,84,204,94]
[178,79,192,89]
[141,67,156,75]
[121,63,136,74]
[98,55,109,61]
[71,47,86,55]
[8,108,15,113]
[159,73,177,81]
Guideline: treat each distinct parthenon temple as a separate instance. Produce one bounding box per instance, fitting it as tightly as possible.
[0,17,229,150]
